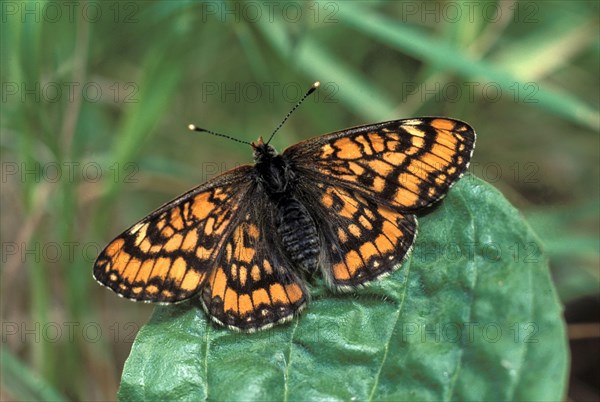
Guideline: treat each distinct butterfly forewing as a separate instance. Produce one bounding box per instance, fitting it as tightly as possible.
[93,166,254,303]
[284,118,475,210]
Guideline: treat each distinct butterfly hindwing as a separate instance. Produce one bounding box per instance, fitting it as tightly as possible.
[285,118,475,210]
[93,166,254,303]
[200,193,308,331]
[296,182,417,289]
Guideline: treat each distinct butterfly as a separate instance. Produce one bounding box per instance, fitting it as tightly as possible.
[93,82,476,332]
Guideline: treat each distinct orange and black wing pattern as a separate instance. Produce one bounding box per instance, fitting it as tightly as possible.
[200,197,308,331]
[93,166,254,303]
[285,118,475,210]
[297,182,417,289]
[287,117,474,289]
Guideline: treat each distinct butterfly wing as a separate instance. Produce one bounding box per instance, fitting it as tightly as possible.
[285,118,474,289]
[284,118,475,210]
[200,188,308,331]
[295,182,417,288]
[93,165,255,303]
[94,166,308,331]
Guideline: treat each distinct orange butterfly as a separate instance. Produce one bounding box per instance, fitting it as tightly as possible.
[94,82,476,331]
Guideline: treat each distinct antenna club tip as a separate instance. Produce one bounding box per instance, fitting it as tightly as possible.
[306,81,320,96]
[188,124,197,131]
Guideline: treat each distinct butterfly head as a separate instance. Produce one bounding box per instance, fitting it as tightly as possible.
[252,136,278,163]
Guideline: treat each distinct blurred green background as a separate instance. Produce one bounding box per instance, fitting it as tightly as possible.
[1,0,598,400]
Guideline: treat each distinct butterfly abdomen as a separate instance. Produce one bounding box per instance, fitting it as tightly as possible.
[276,196,320,273]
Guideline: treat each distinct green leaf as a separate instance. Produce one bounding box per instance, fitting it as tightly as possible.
[118,176,568,401]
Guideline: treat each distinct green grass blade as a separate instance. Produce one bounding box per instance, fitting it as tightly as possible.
[338,3,599,131]
[255,14,398,122]
[1,347,67,402]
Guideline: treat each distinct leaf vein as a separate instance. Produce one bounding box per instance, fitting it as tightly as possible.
[446,188,477,401]
[203,323,210,401]
[367,256,413,401]
[283,318,300,402]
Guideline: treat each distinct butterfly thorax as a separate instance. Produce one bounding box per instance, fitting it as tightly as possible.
[252,139,320,274]
[252,141,294,195]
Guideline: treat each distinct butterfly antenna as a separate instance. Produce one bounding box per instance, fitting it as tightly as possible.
[265,81,320,145]
[188,124,252,146]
